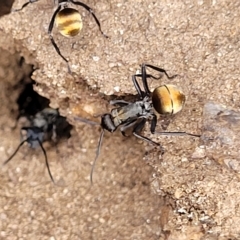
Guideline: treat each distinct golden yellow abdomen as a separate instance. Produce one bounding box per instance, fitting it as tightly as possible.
[152,84,186,115]
[55,8,83,37]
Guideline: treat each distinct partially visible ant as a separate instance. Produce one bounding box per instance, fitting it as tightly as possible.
[90,63,200,183]
[3,108,68,183]
[12,0,108,73]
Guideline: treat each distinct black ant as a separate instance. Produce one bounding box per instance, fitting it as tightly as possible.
[3,108,66,183]
[90,63,200,183]
[12,0,108,73]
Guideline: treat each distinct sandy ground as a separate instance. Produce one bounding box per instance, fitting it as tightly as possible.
[0,0,240,239]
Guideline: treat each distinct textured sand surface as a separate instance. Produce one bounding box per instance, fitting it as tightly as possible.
[0,0,240,239]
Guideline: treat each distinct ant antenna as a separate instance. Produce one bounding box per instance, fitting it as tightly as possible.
[74,116,99,126]
[37,138,55,183]
[90,129,104,184]
[155,131,200,138]
[3,138,29,165]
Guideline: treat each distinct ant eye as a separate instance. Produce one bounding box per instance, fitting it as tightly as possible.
[55,8,83,37]
[152,84,186,115]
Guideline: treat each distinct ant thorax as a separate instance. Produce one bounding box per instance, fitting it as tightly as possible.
[110,98,153,128]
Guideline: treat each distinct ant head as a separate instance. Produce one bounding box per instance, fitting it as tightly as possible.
[101,114,116,133]
[55,8,83,37]
[152,84,186,115]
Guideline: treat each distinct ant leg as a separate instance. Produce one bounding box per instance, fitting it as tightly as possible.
[141,64,151,94]
[137,63,170,95]
[90,129,104,184]
[133,73,163,98]
[133,119,163,151]
[120,120,137,137]
[155,131,201,138]
[70,0,108,38]
[150,114,157,134]
[12,0,39,12]
[140,63,178,96]
[37,138,55,183]
[135,73,162,80]
[132,75,145,98]
[144,63,178,79]
[109,100,130,107]
[3,139,29,165]
[48,5,72,74]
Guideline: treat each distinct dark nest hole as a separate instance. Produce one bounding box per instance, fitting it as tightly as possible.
[16,79,73,140]
[3,62,73,182]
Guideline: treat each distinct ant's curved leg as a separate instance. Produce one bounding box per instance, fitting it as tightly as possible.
[140,63,178,95]
[90,129,104,184]
[132,73,162,98]
[132,75,145,99]
[143,64,178,79]
[37,138,55,183]
[133,118,164,153]
[70,0,108,38]
[155,131,201,138]
[12,0,39,12]
[120,119,137,137]
[109,100,130,107]
[48,5,72,74]
[150,114,157,134]
[141,64,152,95]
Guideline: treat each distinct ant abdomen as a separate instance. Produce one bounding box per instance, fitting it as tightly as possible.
[55,8,83,37]
[152,84,186,115]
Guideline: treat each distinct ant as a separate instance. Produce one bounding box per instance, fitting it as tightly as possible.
[90,63,200,183]
[3,108,67,183]
[12,0,108,73]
